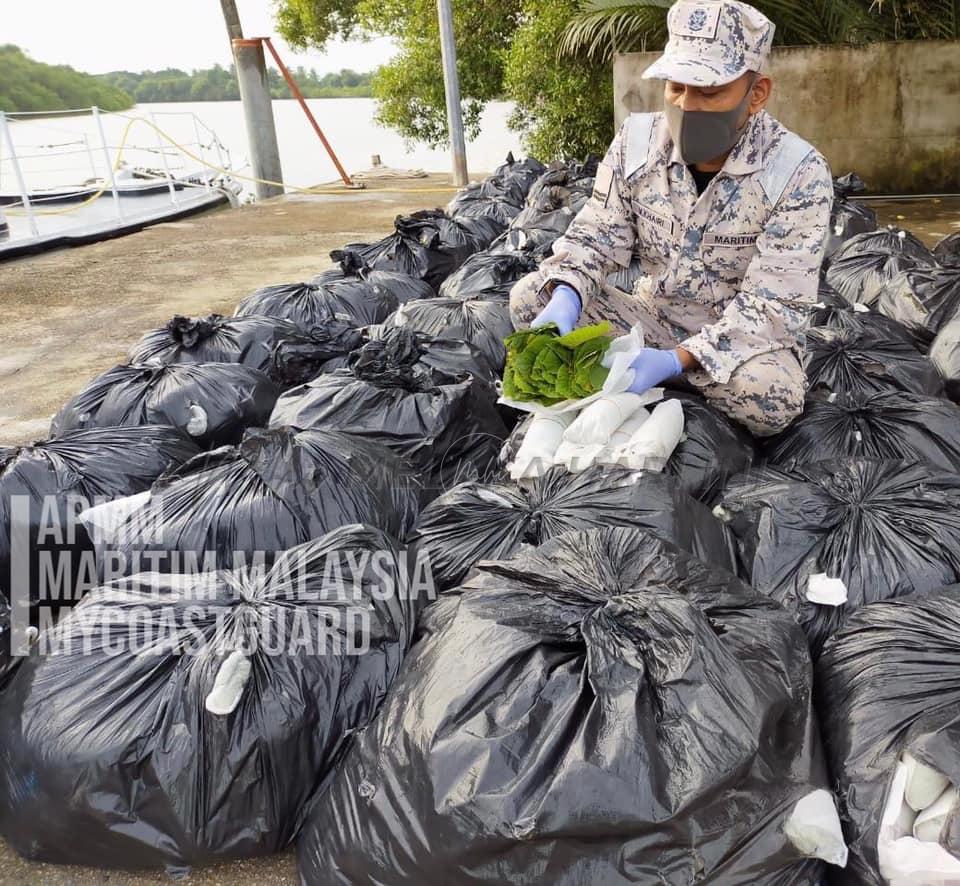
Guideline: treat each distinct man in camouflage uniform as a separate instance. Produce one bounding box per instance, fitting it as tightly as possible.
[509,0,833,435]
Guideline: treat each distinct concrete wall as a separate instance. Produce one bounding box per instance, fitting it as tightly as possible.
[613,41,960,193]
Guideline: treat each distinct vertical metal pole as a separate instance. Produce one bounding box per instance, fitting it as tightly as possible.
[192,115,210,190]
[150,112,178,205]
[232,38,284,199]
[437,0,468,187]
[220,0,244,42]
[0,112,39,237]
[92,107,123,220]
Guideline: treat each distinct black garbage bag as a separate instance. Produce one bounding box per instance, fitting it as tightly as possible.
[663,390,757,504]
[235,280,399,329]
[719,458,960,656]
[876,266,960,347]
[437,250,539,301]
[485,152,547,205]
[362,326,499,385]
[342,210,502,291]
[299,526,830,886]
[824,228,937,306]
[805,286,919,344]
[386,297,514,370]
[310,248,435,305]
[0,524,424,871]
[935,231,960,268]
[51,362,280,448]
[817,588,960,885]
[127,314,317,380]
[269,319,365,387]
[408,466,738,591]
[930,315,960,401]
[490,192,576,254]
[823,173,877,259]
[269,331,507,493]
[0,425,200,615]
[803,323,944,397]
[99,427,421,577]
[445,191,522,226]
[523,159,599,211]
[765,389,960,472]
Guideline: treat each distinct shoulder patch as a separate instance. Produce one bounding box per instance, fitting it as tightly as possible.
[758,131,815,207]
[624,112,657,180]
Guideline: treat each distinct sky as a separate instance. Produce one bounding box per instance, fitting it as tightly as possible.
[3,0,397,75]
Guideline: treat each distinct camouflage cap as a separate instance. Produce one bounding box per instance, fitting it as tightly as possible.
[641,0,775,87]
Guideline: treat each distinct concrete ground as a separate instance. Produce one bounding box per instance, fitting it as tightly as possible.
[0,174,464,446]
[0,185,957,884]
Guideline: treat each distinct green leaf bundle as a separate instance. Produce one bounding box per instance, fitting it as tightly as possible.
[502,321,613,404]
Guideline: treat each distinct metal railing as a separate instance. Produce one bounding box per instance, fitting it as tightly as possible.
[0,106,236,240]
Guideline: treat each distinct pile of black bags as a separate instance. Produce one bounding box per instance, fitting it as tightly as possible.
[95,426,421,576]
[408,466,738,591]
[14,157,960,884]
[270,329,507,491]
[299,527,831,885]
[0,525,422,869]
[719,459,960,656]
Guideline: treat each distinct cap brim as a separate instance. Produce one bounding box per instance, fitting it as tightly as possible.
[640,54,746,87]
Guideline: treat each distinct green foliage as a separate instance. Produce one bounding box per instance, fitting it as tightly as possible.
[562,0,958,62]
[97,65,373,103]
[276,0,612,158]
[0,45,132,113]
[502,321,613,404]
[358,0,520,147]
[505,0,615,159]
[274,0,364,47]
[274,0,958,161]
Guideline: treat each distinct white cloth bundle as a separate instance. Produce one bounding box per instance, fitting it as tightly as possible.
[509,412,575,481]
[606,398,685,472]
[878,754,960,884]
[553,391,659,474]
[783,789,849,867]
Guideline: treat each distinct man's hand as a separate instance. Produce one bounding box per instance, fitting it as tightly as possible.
[531,284,582,336]
[627,347,684,395]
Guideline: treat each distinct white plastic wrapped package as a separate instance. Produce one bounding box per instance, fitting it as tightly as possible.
[878,756,960,885]
[553,390,661,473]
[607,398,685,471]
[508,412,574,481]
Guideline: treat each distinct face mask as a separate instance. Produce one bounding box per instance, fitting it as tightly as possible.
[664,79,756,166]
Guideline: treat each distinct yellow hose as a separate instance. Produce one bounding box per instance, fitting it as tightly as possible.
[5,115,460,216]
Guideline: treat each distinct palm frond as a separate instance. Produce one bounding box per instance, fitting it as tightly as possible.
[561,1,670,61]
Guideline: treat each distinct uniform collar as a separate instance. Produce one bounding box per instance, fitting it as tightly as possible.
[667,108,768,177]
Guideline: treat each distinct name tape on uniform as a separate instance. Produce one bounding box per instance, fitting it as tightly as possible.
[703,232,761,248]
[635,204,676,238]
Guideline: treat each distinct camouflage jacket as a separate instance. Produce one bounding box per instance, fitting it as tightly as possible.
[520,109,833,384]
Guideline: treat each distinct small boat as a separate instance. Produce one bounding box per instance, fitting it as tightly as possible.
[0,166,219,207]
[0,109,243,261]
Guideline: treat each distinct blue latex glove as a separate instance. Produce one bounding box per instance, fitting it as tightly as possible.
[531,284,582,336]
[627,347,684,394]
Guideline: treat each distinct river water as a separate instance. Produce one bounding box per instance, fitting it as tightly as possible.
[3,98,524,197]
